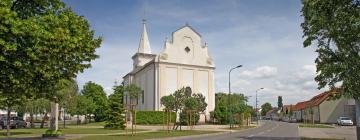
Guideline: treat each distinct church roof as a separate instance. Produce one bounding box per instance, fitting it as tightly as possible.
[138,19,151,54]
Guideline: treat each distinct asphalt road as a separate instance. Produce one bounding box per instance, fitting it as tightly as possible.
[178,120,300,140]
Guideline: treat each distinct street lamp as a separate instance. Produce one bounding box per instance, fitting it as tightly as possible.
[256,88,264,124]
[228,65,242,129]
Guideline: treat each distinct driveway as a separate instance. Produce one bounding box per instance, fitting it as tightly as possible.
[299,125,356,140]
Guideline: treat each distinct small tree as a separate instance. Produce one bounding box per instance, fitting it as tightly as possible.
[104,85,125,129]
[278,96,283,111]
[81,81,108,122]
[161,87,208,128]
[125,84,142,106]
[261,102,272,116]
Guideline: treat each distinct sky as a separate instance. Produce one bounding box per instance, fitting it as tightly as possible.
[63,0,326,107]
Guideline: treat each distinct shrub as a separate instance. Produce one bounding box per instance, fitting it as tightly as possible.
[42,130,63,137]
[180,111,199,125]
[135,111,176,125]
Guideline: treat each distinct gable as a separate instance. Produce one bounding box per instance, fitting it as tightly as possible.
[157,25,214,68]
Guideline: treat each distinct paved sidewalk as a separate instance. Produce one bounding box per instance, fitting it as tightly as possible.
[299,126,356,140]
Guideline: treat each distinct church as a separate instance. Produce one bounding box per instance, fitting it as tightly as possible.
[123,19,215,118]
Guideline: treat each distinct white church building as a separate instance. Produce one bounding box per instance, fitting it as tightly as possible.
[123,20,215,117]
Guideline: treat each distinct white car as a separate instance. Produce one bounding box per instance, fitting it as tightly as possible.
[337,117,353,126]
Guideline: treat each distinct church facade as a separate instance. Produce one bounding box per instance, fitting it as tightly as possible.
[123,20,215,117]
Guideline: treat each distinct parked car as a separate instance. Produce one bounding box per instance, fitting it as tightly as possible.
[281,117,289,122]
[289,118,297,123]
[0,117,27,129]
[337,117,353,126]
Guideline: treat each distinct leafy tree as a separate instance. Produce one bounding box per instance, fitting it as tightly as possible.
[160,95,175,111]
[16,98,50,128]
[104,85,125,129]
[261,102,272,116]
[301,0,360,137]
[124,84,143,105]
[301,0,360,99]
[160,87,208,128]
[0,0,101,135]
[67,94,95,124]
[210,93,248,124]
[278,96,283,111]
[81,81,107,122]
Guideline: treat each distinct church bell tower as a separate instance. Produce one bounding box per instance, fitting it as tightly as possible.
[132,19,156,68]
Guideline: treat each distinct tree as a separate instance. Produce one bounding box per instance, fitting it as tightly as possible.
[104,85,125,129]
[81,81,107,122]
[210,92,247,124]
[278,96,283,111]
[160,87,208,129]
[124,84,143,105]
[67,94,95,124]
[261,102,272,116]
[16,98,50,128]
[161,95,175,111]
[0,0,101,135]
[301,0,360,137]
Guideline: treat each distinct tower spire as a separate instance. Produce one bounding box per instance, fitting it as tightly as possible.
[138,18,151,54]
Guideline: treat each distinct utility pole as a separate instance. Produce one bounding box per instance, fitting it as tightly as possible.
[256,88,264,125]
[228,65,242,129]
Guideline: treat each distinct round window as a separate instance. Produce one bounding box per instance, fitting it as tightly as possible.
[185,47,190,53]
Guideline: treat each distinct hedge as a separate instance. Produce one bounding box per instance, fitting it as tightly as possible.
[135,111,176,125]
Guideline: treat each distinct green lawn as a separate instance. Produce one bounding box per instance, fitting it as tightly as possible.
[72,130,219,140]
[0,127,130,138]
[299,123,334,128]
[301,138,344,140]
[0,128,46,138]
[68,121,106,126]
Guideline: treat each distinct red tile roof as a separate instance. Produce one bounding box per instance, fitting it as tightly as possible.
[292,101,308,111]
[292,89,338,111]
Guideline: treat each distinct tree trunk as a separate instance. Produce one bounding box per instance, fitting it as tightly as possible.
[30,112,34,128]
[49,102,59,131]
[40,112,48,128]
[77,115,80,125]
[63,108,66,129]
[89,114,91,123]
[84,114,88,124]
[6,108,11,137]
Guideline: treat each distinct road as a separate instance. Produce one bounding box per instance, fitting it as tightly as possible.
[178,120,300,140]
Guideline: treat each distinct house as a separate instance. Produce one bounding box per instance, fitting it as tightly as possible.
[0,110,17,118]
[292,89,356,124]
[265,108,279,120]
[292,101,307,122]
[123,20,215,120]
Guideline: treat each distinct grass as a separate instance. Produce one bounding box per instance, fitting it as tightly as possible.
[0,128,46,138]
[299,123,334,128]
[68,121,106,126]
[301,138,345,140]
[72,130,219,140]
[0,127,137,138]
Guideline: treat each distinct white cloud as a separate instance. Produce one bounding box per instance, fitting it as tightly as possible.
[240,66,278,79]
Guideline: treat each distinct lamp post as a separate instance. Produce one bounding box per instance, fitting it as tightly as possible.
[228,65,242,129]
[256,88,264,124]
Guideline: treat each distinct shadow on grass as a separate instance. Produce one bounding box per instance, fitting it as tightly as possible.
[0,132,33,136]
